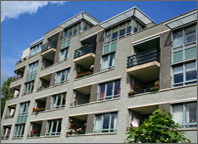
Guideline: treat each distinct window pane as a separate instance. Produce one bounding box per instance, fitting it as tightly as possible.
[101,55,109,70]
[112,27,118,40]
[103,44,110,54]
[106,82,113,97]
[173,51,183,63]
[185,47,197,60]
[111,42,117,52]
[61,70,66,82]
[109,53,115,67]
[186,102,197,124]
[186,71,197,81]
[173,65,183,74]
[174,73,183,84]
[111,113,117,130]
[172,104,183,125]
[173,29,183,47]
[184,25,196,44]
[95,115,102,132]
[99,84,105,99]
[103,114,110,129]
[105,30,111,43]
[114,80,120,95]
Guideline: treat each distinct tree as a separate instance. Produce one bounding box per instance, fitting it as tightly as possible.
[1,76,15,117]
[125,108,191,143]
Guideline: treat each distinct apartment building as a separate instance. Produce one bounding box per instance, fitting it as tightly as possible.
[1,7,197,143]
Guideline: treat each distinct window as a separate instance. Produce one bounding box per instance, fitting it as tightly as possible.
[98,79,120,101]
[14,102,29,138]
[23,81,34,94]
[172,25,197,63]
[172,61,197,87]
[101,53,115,71]
[50,93,66,109]
[133,20,144,33]
[55,68,70,85]
[126,20,132,34]
[119,23,126,38]
[172,102,197,128]
[29,43,42,57]
[45,119,62,136]
[26,61,38,82]
[59,48,68,61]
[94,112,118,133]
[13,124,25,138]
[17,102,29,124]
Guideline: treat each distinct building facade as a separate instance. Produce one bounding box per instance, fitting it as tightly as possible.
[1,7,197,143]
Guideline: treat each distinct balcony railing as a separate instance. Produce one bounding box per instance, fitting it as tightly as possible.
[74,44,95,59]
[127,48,160,68]
[16,56,28,65]
[41,40,57,53]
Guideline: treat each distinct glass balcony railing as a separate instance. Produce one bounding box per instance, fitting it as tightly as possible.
[41,40,57,53]
[74,44,95,59]
[127,48,160,68]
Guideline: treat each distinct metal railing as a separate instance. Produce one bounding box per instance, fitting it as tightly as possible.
[16,56,28,65]
[74,44,95,59]
[127,48,160,68]
[41,39,57,53]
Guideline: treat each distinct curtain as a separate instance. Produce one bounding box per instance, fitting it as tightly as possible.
[172,104,183,125]
[99,84,105,99]
[114,80,121,95]
[186,102,197,124]
[101,55,109,70]
[111,113,118,130]
[106,82,113,97]
[109,53,115,67]
[94,115,102,132]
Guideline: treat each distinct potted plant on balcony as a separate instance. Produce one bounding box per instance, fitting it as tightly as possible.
[30,129,36,137]
[76,128,83,135]
[150,81,160,92]
[128,90,136,96]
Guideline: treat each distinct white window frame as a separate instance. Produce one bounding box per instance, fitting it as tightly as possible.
[97,79,120,101]
[50,93,66,110]
[171,101,197,129]
[94,112,118,133]
[55,68,70,85]
[59,47,69,62]
[45,119,62,136]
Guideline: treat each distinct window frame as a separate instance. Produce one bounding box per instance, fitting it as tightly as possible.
[93,112,118,133]
[54,68,70,85]
[97,79,121,101]
[59,47,69,62]
[50,93,66,110]
[171,101,197,129]
[45,119,62,136]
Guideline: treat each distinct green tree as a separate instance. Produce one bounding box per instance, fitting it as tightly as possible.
[1,76,15,117]
[125,108,191,143]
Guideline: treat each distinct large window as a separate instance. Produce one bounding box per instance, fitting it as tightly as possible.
[55,68,70,85]
[59,48,68,62]
[29,43,42,57]
[26,61,39,82]
[23,81,34,94]
[45,119,62,136]
[98,79,120,101]
[172,102,197,128]
[94,112,118,133]
[14,102,29,138]
[172,61,197,87]
[172,24,197,87]
[50,93,66,110]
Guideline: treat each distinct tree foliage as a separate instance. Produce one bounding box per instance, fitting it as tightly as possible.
[1,76,15,117]
[125,108,191,143]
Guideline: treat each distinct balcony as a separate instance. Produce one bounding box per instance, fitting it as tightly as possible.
[16,56,28,65]
[8,85,21,99]
[41,40,57,56]
[74,44,95,69]
[67,115,87,136]
[1,125,11,140]
[72,85,91,106]
[28,121,42,138]
[127,48,160,83]
[5,104,16,119]
[37,74,51,91]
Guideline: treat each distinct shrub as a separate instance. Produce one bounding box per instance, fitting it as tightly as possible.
[150,86,159,91]
[124,108,191,143]
[128,90,136,96]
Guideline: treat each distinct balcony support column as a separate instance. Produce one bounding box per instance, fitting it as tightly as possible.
[85,114,94,134]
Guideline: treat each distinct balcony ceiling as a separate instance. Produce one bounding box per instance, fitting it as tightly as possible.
[134,37,160,52]
[41,48,56,61]
[130,105,159,115]
[75,85,91,95]
[127,61,160,83]
[74,53,95,69]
